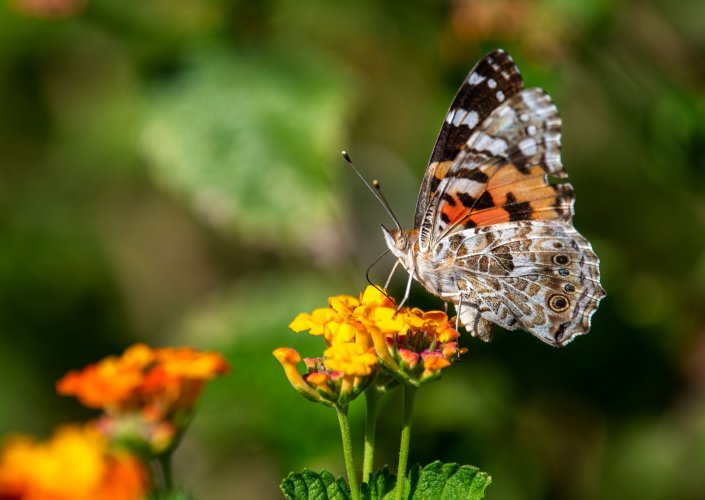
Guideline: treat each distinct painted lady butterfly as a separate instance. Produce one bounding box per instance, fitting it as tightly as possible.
[382,49,605,346]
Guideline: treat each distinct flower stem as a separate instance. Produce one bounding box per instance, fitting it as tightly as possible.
[159,451,174,491]
[150,451,174,492]
[363,389,382,483]
[336,406,361,500]
[395,385,416,500]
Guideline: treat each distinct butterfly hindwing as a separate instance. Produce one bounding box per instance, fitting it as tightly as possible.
[446,221,603,346]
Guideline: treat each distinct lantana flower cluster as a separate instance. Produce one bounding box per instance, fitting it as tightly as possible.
[57,343,230,454]
[0,424,147,500]
[0,344,230,499]
[274,285,465,406]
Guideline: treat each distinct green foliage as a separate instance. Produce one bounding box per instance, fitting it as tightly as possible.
[148,489,195,500]
[406,462,491,500]
[361,466,396,499]
[281,469,351,500]
[281,462,491,500]
[140,47,356,248]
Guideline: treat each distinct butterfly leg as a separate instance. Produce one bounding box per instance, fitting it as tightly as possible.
[396,270,414,311]
[384,260,401,290]
[455,298,462,331]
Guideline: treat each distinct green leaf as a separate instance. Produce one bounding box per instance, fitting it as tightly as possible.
[359,462,491,500]
[140,47,356,251]
[360,465,396,499]
[407,461,492,500]
[281,469,351,500]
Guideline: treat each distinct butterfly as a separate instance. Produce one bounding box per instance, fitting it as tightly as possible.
[382,49,605,347]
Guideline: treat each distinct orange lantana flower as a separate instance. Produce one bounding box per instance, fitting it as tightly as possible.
[57,344,229,416]
[57,344,229,454]
[0,425,147,500]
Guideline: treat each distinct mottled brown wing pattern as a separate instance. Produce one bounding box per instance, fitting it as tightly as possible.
[382,49,604,347]
[414,49,524,230]
[425,222,604,346]
[419,88,569,251]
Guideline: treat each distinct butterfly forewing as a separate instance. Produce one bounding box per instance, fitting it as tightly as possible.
[414,49,524,230]
[419,87,572,251]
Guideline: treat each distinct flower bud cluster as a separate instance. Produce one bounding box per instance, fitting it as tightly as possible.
[275,286,466,406]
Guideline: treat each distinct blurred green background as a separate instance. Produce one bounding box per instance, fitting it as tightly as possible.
[2,0,705,498]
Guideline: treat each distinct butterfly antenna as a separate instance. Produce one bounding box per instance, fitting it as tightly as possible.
[372,179,396,221]
[342,151,402,230]
[365,249,396,302]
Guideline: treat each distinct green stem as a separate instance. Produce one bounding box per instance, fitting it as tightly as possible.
[158,451,174,491]
[336,406,361,500]
[395,385,416,500]
[363,389,382,483]
[150,451,174,492]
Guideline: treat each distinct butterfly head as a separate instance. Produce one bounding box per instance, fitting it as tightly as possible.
[381,226,418,264]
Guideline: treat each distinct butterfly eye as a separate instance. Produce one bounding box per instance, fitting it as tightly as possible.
[396,236,408,251]
[548,294,570,312]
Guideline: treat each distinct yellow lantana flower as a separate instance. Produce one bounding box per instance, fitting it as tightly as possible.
[273,341,378,407]
[324,343,378,377]
[277,285,467,404]
[289,308,337,336]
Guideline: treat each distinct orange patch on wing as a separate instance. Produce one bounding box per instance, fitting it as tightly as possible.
[440,196,469,224]
[465,164,561,227]
[434,161,453,180]
[529,195,563,221]
[486,165,544,197]
[438,164,570,230]
[467,206,510,226]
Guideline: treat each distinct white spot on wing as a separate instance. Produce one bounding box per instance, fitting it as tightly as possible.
[520,113,530,123]
[468,72,486,85]
[450,109,480,129]
[488,78,497,89]
[448,177,485,194]
[547,117,562,129]
[474,133,507,155]
[496,90,505,102]
[519,89,564,174]
[527,124,537,136]
[463,110,479,128]
[519,138,537,156]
